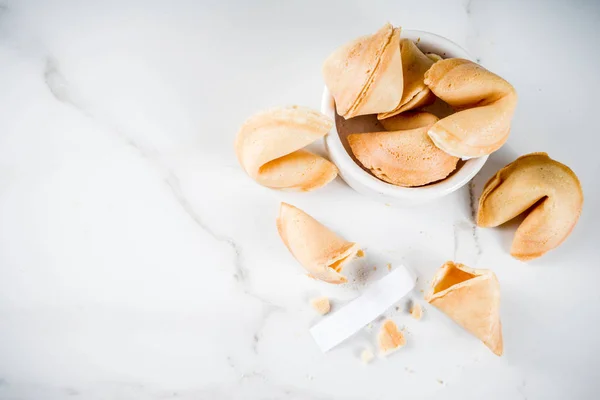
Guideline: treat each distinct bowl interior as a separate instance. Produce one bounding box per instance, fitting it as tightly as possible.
[323,30,488,201]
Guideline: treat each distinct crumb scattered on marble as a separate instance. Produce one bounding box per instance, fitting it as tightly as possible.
[373,266,377,271]
[385,203,391,207]
[361,349,375,364]
[410,303,423,320]
[366,323,373,331]
[378,319,406,355]
[437,379,445,385]
[419,289,424,293]
[310,296,331,315]
[307,374,314,380]
[357,249,365,257]
[387,263,392,271]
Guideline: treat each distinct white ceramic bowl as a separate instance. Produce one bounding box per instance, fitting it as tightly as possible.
[321,30,488,206]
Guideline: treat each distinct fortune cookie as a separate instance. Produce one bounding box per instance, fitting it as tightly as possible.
[235,106,337,191]
[348,112,458,187]
[426,261,503,356]
[323,23,404,119]
[477,152,583,261]
[424,58,518,158]
[276,203,360,284]
[378,39,439,120]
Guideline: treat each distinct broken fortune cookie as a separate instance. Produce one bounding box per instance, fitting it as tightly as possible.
[235,106,337,191]
[277,203,360,284]
[323,23,404,119]
[477,152,583,261]
[424,58,518,158]
[426,261,503,356]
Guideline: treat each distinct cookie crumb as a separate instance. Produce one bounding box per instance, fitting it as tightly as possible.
[361,349,375,364]
[373,266,377,271]
[387,263,392,271]
[310,296,331,315]
[378,319,406,355]
[437,379,445,385]
[356,249,365,257]
[410,303,423,320]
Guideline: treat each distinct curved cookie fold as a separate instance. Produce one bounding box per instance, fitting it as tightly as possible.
[378,39,438,120]
[277,203,360,284]
[424,58,517,158]
[477,152,583,261]
[348,112,458,187]
[380,110,439,131]
[323,23,404,119]
[426,261,503,356]
[235,106,337,191]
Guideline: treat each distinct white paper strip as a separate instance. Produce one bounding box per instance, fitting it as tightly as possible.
[310,265,416,352]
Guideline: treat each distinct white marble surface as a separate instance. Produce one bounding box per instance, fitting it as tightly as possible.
[0,0,598,399]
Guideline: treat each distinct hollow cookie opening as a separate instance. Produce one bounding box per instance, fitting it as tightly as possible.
[326,244,362,274]
[431,262,478,294]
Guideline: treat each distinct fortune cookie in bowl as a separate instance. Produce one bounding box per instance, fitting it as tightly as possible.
[235,106,337,191]
[477,152,583,261]
[426,261,503,356]
[424,58,518,158]
[378,39,439,120]
[323,23,404,119]
[277,203,360,284]
[347,112,459,187]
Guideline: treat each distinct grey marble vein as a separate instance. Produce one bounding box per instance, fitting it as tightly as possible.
[0,378,362,400]
[452,182,483,264]
[463,0,472,15]
[467,181,482,257]
[163,173,247,283]
[250,303,282,354]
[44,56,276,311]
[462,0,484,64]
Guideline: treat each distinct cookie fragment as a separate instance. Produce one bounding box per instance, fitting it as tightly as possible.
[378,319,406,355]
[410,303,423,320]
[311,296,331,315]
[361,348,375,364]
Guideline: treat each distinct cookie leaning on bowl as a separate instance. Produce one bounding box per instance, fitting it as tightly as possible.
[235,106,338,191]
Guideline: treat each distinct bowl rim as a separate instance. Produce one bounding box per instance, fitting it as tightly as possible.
[321,29,489,201]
